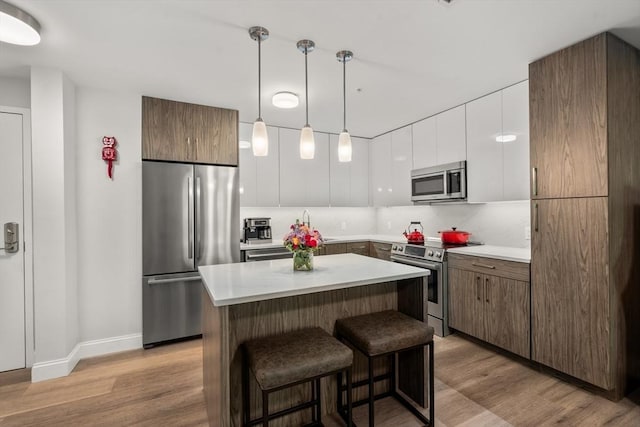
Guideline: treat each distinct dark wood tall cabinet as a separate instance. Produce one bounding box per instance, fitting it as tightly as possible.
[142,96,238,165]
[529,32,640,397]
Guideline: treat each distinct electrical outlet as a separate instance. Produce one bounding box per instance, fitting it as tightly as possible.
[525,226,531,240]
[387,221,392,230]
[341,221,347,230]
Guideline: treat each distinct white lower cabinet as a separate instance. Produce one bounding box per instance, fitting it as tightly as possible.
[329,135,369,206]
[466,81,529,202]
[279,128,330,206]
[239,123,279,207]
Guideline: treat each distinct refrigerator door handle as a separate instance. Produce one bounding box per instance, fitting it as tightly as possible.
[196,176,202,261]
[187,176,194,259]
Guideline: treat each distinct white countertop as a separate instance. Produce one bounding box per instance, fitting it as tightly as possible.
[240,234,401,250]
[199,253,429,306]
[447,245,531,263]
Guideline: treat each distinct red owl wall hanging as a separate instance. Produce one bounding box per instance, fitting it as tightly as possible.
[102,136,118,179]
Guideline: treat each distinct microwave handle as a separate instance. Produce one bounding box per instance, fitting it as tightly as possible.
[443,171,448,195]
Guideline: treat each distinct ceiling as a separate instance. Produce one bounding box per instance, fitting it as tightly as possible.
[2,0,640,138]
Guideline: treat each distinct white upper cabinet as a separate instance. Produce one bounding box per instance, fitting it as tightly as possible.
[412,105,466,170]
[502,81,530,201]
[370,133,392,207]
[391,126,413,205]
[329,135,369,206]
[238,123,279,207]
[412,116,437,169]
[436,105,466,164]
[466,91,503,202]
[279,128,330,207]
[466,81,530,202]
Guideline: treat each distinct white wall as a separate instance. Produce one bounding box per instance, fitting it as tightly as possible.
[240,207,377,239]
[0,76,30,108]
[376,201,531,248]
[30,67,78,363]
[76,87,142,342]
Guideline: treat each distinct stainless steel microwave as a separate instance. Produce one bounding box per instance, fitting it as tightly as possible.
[411,161,467,203]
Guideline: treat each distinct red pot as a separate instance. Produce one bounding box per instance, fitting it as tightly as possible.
[439,227,471,244]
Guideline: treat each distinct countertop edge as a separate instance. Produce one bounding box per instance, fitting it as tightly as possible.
[447,245,531,263]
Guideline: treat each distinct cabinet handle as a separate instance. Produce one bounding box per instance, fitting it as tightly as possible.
[472,262,495,269]
[187,137,191,145]
[485,277,490,303]
[532,167,538,196]
[476,276,481,301]
[534,203,539,232]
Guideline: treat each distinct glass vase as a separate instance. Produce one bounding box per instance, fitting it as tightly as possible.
[293,250,314,271]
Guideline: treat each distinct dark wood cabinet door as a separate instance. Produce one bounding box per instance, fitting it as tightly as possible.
[529,34,608,199]
[531,197,610,389]
[195,105,238,166]
[346,241,369,256]
[448,268,484,339]
[369,242,391,260]
[142,97,193,162]
[484,275,530,358]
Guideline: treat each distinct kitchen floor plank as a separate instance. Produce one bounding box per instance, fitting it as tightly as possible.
[1,335,639,426]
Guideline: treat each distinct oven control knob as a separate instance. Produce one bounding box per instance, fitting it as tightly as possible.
[435,252,442,258]
[427,250,434,256]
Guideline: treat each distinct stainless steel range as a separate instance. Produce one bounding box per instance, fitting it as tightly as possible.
[391,240,472,337]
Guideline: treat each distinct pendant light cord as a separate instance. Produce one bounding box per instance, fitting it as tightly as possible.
[343,58,346,131]
[304,47,309,126]
[257,36,262,119]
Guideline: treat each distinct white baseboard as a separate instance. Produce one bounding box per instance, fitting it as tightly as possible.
[31,333,142,382]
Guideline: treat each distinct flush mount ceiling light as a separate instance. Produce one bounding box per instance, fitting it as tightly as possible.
[272,91,299,109]
[336,50,354,162]
[496,134,517,143]
[0,0,41,46]
[249,26,269,156]
[297,39,315,160]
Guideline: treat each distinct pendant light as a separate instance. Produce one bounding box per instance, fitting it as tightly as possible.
[249,26,269,156]
[297,39,315,159]
[336,50,353,162]
[0,0,41,46]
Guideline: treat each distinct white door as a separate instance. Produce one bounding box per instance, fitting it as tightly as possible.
[0,111,26,372]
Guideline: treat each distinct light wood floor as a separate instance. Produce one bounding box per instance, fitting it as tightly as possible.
[1,334,639,426]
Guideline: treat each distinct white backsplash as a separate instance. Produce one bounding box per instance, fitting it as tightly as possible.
[240,207,377,240]
[375,201,531,248]
[241,202,531,248]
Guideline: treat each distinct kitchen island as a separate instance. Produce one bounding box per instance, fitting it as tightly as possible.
[199,253,430,426]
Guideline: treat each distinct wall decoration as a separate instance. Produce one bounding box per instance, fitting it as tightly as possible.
[102,136,118,179]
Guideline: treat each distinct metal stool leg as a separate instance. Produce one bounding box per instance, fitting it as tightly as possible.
[262,390,269,427]
[346,368,353,427]
[429,340,435,426]
[368,355,375,427]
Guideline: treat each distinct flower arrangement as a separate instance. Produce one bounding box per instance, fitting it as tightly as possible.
[283,219,324,271]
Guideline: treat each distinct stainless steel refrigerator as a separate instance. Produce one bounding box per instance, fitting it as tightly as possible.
[142,161,239,347]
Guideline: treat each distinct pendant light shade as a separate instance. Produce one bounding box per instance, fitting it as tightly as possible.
[336,50,353,162]
[297,39,315,159]
[0,0,41,46]
[252,119,269,156]
[300,125,315,159]
[338,131,352,162]
[249,26,269,156]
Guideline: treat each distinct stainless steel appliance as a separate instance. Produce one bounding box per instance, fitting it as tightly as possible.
[142,161,239,347]
[242,246,292,262]
[391,240,467,337]
[411,161,466,203]
[243,217,272,244]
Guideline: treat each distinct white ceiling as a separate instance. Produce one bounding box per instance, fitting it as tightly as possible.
[2,0,640,138]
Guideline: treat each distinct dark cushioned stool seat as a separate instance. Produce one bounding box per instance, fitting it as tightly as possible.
[244,327,353,391]
[335,310,434,357]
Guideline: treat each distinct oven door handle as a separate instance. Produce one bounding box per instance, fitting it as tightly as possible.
[390,255,441,271]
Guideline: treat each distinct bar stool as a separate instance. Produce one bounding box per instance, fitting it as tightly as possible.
[243,327,353,426]
[336,310,435,427]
